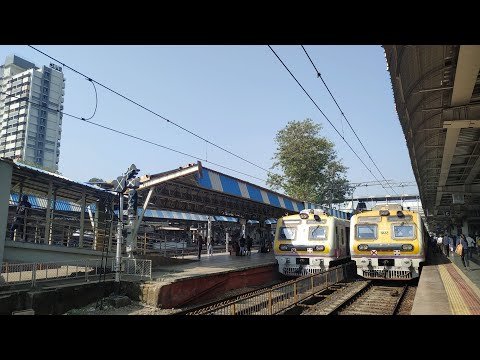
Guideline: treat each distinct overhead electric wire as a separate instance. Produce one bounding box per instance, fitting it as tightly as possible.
[0,90,268,183]
[83,78,98,121]
[301,45,399,196]
[27,45,274,176]
[267,45,392,195]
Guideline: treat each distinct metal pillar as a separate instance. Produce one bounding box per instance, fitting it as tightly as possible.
[93,200,99,250]
[79,188,86,248]
[115,194,124,283]
[44,180,53,244]
[225,232,229,253]
[48,189,57,245]
[207,216,212,245]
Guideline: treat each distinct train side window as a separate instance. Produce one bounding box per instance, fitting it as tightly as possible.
[356,224,377,239]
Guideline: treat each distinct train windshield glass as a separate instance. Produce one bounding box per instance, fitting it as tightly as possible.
[356,224,377,239]
[392,225,415,239]
[309,226,327,240]
[278,227,297,240]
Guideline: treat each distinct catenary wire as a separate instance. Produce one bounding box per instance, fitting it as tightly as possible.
[268,45,391,195]
[301,45,399,196]
[27,45,274,176]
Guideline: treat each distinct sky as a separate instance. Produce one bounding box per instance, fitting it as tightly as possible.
[0,45,419,200]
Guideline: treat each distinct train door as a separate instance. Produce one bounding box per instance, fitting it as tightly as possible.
[345,225,351,257]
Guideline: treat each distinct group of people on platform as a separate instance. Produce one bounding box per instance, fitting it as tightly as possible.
[432,232,479,270]
[196,233,274,259]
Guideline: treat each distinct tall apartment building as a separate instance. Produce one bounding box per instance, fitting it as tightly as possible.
[0,55,65,171]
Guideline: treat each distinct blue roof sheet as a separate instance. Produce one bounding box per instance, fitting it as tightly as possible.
[10,193,91,213]
[195,168,305,212]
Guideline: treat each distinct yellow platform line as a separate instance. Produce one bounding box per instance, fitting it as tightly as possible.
[445,263,480,314]
[438,265,470,315]
[449,263,480,300]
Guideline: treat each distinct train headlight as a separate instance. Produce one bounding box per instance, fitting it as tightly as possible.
[357,244,369,251]
[401,244,414,251]
[315,245,325,251]
[402,258,412,267]
[279,244,289,251]
[300,213,309,219]
[360,257,369,267]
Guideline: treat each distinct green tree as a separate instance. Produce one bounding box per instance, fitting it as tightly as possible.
[267,118,351,204]
[87,177,105,183]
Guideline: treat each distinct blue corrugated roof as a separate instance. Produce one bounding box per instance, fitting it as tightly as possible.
[195,168,304,213]
[214,216,238,222]
[140,209,212,222]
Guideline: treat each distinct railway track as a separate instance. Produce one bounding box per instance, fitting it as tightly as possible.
[302,281,410,315]
[175,264,399,315]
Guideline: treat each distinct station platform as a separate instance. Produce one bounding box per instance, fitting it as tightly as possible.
[411,249,480,315]
[138,250,279,308]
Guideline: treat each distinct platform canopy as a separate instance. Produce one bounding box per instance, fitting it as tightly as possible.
[4,158,113,206]
[384,45,480,228]
[135,162,306,220]
[135,162,351,221]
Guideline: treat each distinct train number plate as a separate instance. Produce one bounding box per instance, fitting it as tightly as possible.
[296,258,309,265]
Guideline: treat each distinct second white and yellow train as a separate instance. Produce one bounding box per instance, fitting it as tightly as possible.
[349,203,428,280]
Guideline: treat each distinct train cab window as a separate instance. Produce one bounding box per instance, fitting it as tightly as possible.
[356,224,377,239]
[308,226,327,240]
[392,225,415,239]
[278,227,297,240]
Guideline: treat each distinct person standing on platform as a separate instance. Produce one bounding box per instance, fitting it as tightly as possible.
[197,235,203,259]
[207,237,214,256]
[443,233,450,257]
[239,236,246,256]
[246,236,253,256]
[10,195,32,242]
[460,234,470,270]
[466,234,475,263]
[436,234,443,255]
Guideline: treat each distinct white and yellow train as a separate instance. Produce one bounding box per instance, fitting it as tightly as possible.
[349,203,428,280]
[274,209,350,276]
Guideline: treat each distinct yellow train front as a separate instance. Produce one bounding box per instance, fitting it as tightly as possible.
[350,204,427,280]
[274,209,350,276]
